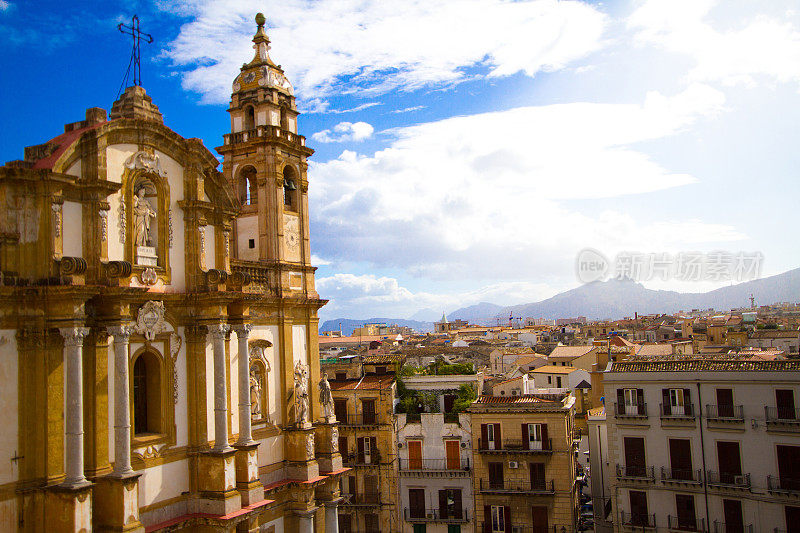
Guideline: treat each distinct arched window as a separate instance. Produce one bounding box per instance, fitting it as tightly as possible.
[283,166,297,209]
[133,351,162,435]
[239,166,258,206]
[244,105,255,131]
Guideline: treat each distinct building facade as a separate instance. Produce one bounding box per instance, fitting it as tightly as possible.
[0,14,345,532]
[605,358,800,532]
[468,394,577,533]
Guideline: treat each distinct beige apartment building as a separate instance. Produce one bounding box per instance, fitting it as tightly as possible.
[468,394,577,533]
[604,358,800,532]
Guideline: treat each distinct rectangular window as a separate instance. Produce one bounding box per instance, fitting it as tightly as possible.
[717,441,742,484]
[365,513,380,532]
[409,488,426,519]
[556,376,562,388]
[675,494,697,530]
[527,423,543,450]
[248,238,255,249]
[408,439,423,470]
[445,439,461,470]
[624,437,646,477]
[491,505,505,533]
[530,462,546,491]
[777,389,796,420]
[334,399,348,424]
[669,388,685,415]
[629,490,649,527]
[777,445,800,491]
[723,500,743,533]
[362,399,377,425]
[487,424,496,449]
[669,439,693,481]
[488,462,504,489]
[717,388,735,418]
[623,388,639,415]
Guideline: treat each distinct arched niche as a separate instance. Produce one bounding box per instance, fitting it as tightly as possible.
[131,349,164,435]
[282,165,298,211]
[237,165,258,207]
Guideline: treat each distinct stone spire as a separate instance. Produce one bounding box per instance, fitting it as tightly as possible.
[109,86,164,123]
[249,13,278,68]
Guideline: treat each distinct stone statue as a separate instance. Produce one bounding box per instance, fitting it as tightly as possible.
[319,372,335,421]
[133,187,156,247]
[250,366,262,418]
[294,361,310,426]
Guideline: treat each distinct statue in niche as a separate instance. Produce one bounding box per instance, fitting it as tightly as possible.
[250,365,262,419]
[294,360,310,427]
[319,372,335,422]
[133,186,156,247]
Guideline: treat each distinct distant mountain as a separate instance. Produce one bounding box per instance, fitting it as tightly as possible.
[448,301,504,324]
[320,318,434,336]
[409,308,441,322]
[490,268,800,321]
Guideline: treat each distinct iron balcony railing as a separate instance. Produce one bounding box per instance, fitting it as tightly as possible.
[616,464,656,481]
[479,478,555,494]
[767,475,800,493]
[615,402,648,418]
[620,511,656,529]
[660,403,696,419]
[667,515,706,532]
[706,471,751,488]
[342,451,382,466]
[399,458,470,471]
[477,438,553,452]
[403,508,469,522]
[765,406,800,424]
[340,492,381,506]
[339,413,380,426]
[706,404,744,421]
[712,521,753,533]
[478,525,572,533]
[661,467,703,483]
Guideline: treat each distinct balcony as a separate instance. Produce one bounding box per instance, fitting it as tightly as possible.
[706,471,750,489]
[621,512,656,529]
[616,464,656,482]
[477,438,553,453]
[660,403,696,422]
[340,492,381,507]
[614,402,649,422]
[766,407,800,430]
[340,413,380,427]
[221,125,307,148]
[661,467,703,485]
[403,508,469,523]
[706,404,744,423]
[767,475,800,494]
[479,478,555,495]
[712,521,753,533]
[667,515,706,532]
[399,457,470,474]
[342,451,382,467]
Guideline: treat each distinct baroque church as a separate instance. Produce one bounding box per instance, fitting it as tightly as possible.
[0,13,344,532]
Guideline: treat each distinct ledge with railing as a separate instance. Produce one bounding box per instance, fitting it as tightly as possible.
[340,492,381,506]
[339,413,380,427]
[706,471,750,489]
[477,525,570,533]
[403,508,469,523]
[399,457,470,472]
[621,512,656,529]
[477,438,553,453]
[615,402,649,419]
[706,404,744,422]
[767,475,800,493]
[479,478,555,494]
[765,406,800,427]
[712,521,753,533]
[667,515,705,532]
[660,403,696,420]
[342,451,382,467]
[222,125,307,147]
[616,464,656,481]
[661,467,703,484]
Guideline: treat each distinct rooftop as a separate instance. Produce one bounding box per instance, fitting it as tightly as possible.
[329,374,395,391]
[609,359,800,373]
[530,365,578,374]
[548,345,596,359]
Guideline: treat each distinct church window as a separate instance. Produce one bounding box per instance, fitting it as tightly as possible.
[244,105,255,130]
[133,351,162,435]
[239,166,257,206]
[283,166,298,209]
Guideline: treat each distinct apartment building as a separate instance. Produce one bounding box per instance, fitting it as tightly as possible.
[468,394,577,533]
[397,412,474,533]
[330,372,398,533]
[605,358,800,532]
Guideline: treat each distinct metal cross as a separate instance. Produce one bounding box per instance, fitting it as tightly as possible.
[118,15,153,87]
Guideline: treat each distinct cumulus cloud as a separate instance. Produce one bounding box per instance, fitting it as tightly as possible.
[0,1,11,12]
[310,85,737,280]
[312,121,374,143]
[159,0,608,104]
[629,0,800,88]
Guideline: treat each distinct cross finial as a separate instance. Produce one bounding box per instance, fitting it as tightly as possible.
[118,15,153,88]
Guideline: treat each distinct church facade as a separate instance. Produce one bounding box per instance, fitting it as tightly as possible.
[0,14,345,532]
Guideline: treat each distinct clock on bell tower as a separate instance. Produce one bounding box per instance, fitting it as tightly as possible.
[217,12,315,282]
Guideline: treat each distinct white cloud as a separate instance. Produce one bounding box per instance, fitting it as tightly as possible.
[628,0,800,88]
[160,0,608,104]
[310,85,738,280]
[0,1,10,12]
[312,121,374,143]
[391,105,426,114]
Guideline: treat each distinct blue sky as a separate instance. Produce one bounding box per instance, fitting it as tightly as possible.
[2,0,800,324]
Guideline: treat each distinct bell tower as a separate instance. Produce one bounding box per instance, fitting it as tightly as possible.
[218,13,314,277]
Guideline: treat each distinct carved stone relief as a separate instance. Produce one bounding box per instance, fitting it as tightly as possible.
[118,196,126,244]
[98,209,108,241]
[51,203,62,238]
[169,332,182,404]
[124,151,168,177]
[135,300,168,341]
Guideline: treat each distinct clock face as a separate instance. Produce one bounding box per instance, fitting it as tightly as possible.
[285,229,300,250]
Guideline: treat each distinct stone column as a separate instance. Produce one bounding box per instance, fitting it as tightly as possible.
[107,325,134,476]
[297,512,314,533]
[60,327,91,488]
[209,323,232,452]
[232,324,253,445]
[324,501,340,533]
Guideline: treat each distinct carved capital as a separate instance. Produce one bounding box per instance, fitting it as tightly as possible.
[232,323,252,338]
[60,327,91,347]
[107,324,135,342]
[207,323,230,340]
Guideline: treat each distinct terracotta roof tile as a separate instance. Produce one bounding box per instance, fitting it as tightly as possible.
[329,375,395,390]
[609,359,800,372]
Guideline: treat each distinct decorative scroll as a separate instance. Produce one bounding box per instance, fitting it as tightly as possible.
[140,267,157,286]
[59,257,87,275]
[124,151,168,177]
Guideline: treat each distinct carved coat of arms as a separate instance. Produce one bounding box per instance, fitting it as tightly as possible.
[135,300,167,341]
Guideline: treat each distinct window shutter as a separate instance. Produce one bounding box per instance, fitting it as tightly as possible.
[662,389,671,416]
[357,437,364,463]
[522,423,529,450]
[495,423,502,450]
[683,388,692,415]
[453,490,462,516]
[617,388,625,414]
[484,505,492,533]
[439,489,448,518]
[504,505,512,533]
[481,423,488,448]
[636,388,645,411]
[541,424,549,450]
[371,437,378,461]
